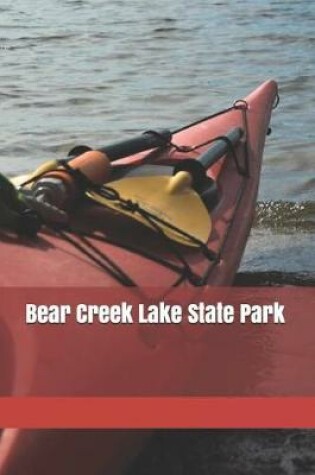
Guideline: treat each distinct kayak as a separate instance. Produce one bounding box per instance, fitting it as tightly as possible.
[0,80,278,475]
[0,80,278,287]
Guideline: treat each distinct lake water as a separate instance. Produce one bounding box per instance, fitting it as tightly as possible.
[0,0,314,473]
[0,0,314,283]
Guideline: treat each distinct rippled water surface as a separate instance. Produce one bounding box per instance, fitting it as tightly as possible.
[0,0,314,281]
[0,0,314,473]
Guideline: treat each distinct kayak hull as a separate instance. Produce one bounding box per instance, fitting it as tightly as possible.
[0,80,278,475]
[0,80,277,287]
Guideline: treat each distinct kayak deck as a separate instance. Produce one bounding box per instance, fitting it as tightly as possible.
[0,80,278,287]
[0,80,279,475]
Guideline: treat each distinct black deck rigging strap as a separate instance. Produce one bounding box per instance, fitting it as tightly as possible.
[96,186,218,286]
[55,229,136,286]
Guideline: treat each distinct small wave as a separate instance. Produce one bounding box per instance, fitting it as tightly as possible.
[161,18,177,22]
[254,201,315,230]
[16,34,75,42]
[153,27,180,33]
[281,75,313,93]
[290,178,315,194]
[0,92,20,99]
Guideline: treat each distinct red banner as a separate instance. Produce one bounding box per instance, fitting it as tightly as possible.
[0,287,314,426]
[0,397,315,428]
